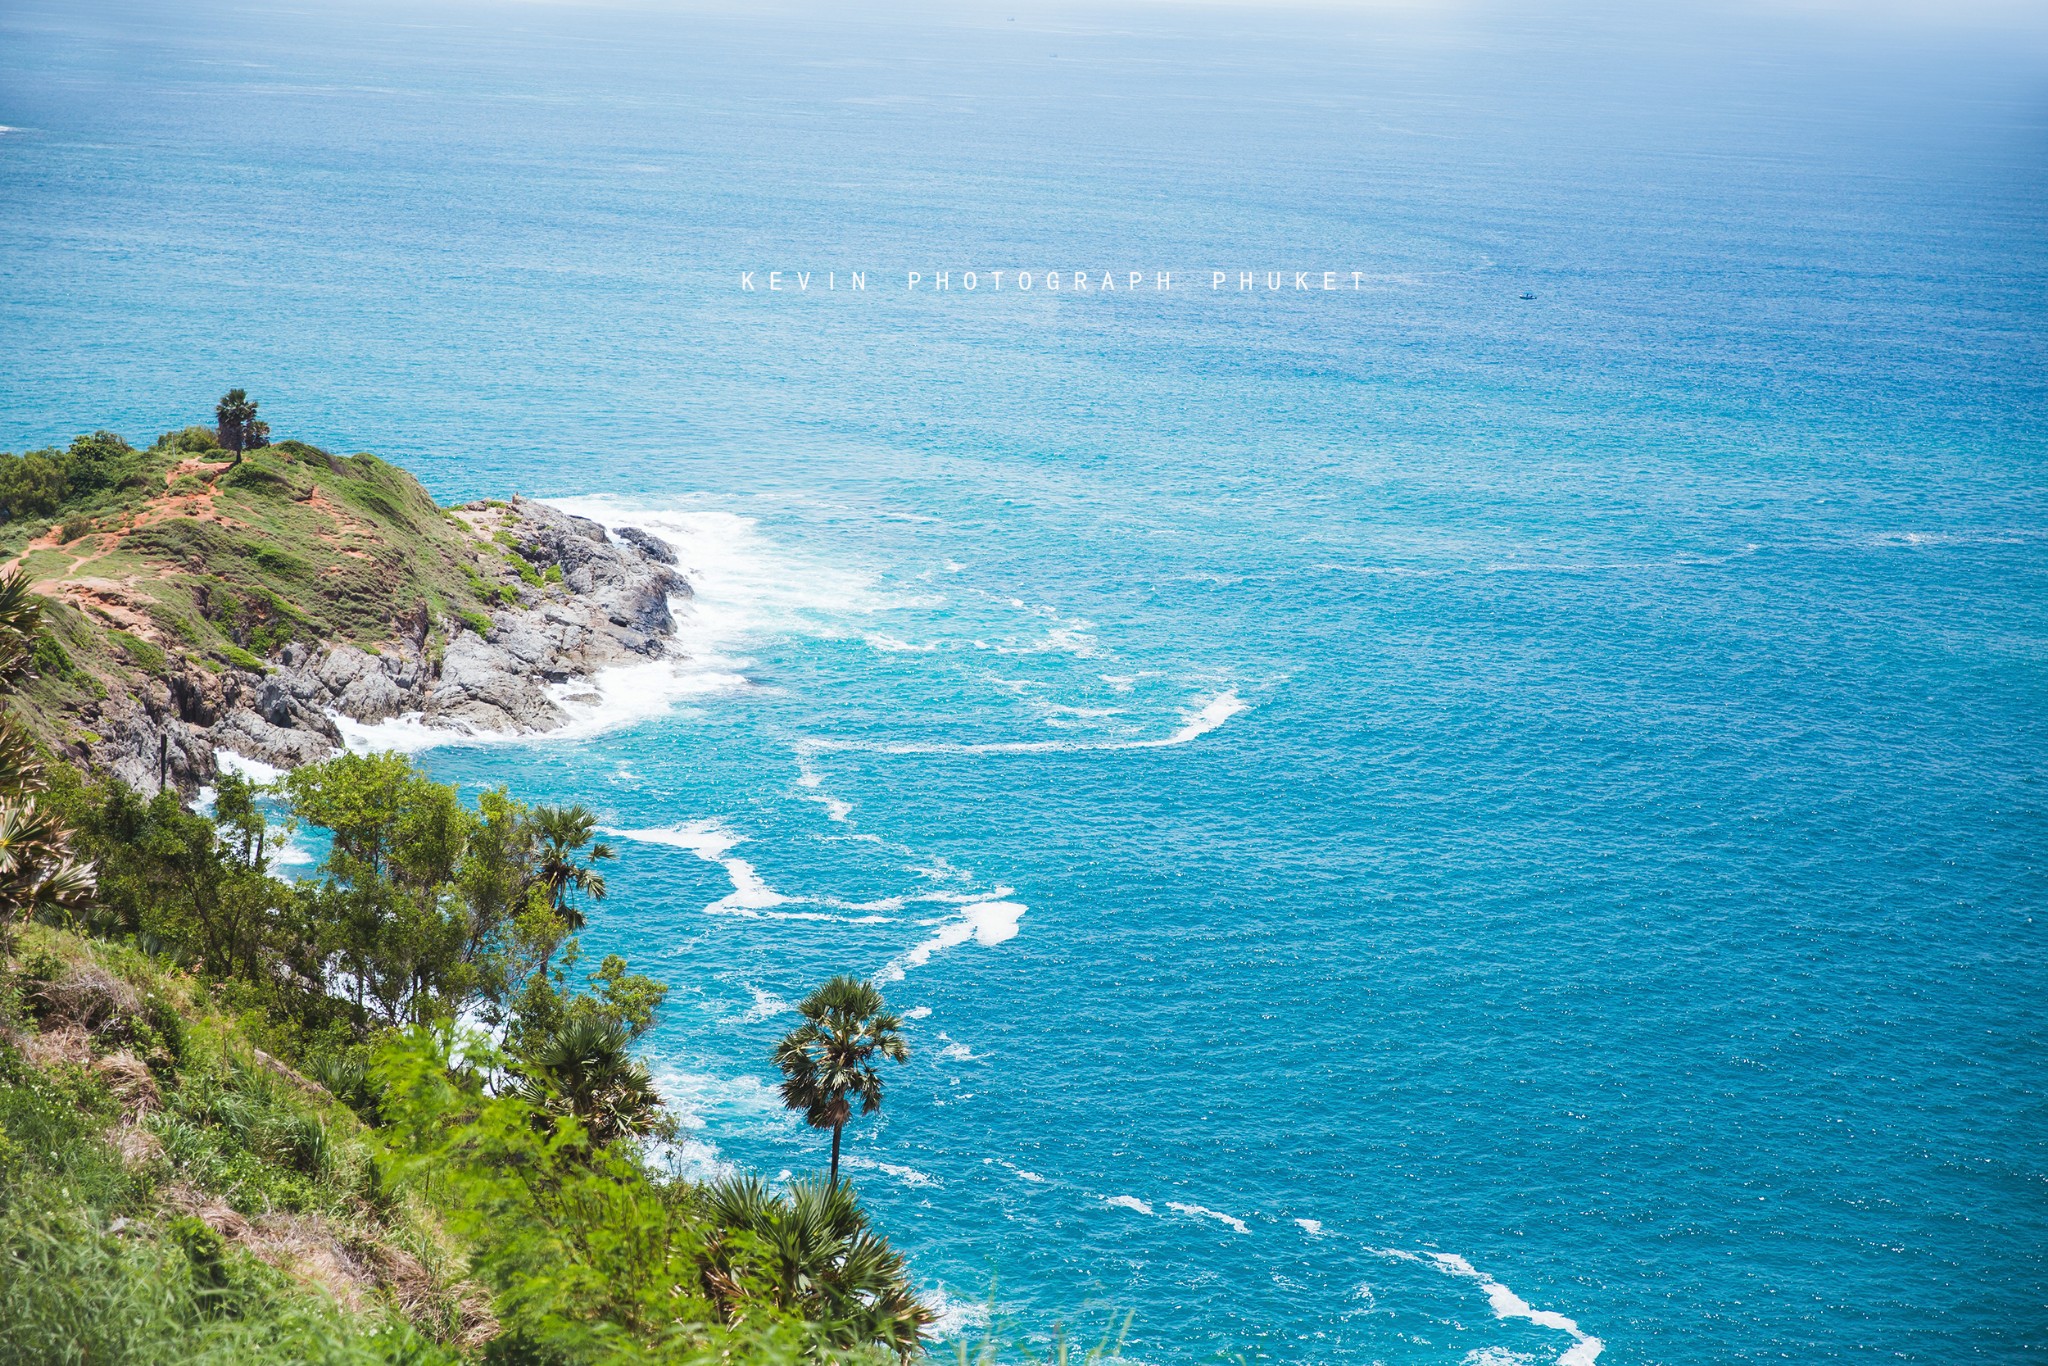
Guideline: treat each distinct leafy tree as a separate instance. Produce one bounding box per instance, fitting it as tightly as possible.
[214,390,267,462]
[210,770,270,870]
[701,1174,935,1356]
[506,948,669,1061]
[66,782,286,979]
[774,976,908,1187]
[532,803,612,966]
[451,785,552,1009]
[284,751,474,1030]
[0,451,67,522]
[61,430,140,497]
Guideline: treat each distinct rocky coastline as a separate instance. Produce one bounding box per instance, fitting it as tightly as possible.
[87,497,690,792]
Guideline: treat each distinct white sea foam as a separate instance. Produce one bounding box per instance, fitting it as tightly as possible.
[333,656,745,756]
[922,1285,991,1339]
[215,749,285,784]
[805,690,1245,757]
[1167,1202,1250,1235]
[841,1155,939,1188]
[611,820,788,914]
[642,1064,794,1183]
[1296,1218,1327,1236]
[1370,1248,1602,1365]
[937,1041,975,1060]
[864,633,937,653]
[269,823,316,867]
[877,899,1026,982]
[731,985,792,1023]
[904,1006,932,1020]
[1105,1195,1156,1216]
[551,497,932,638]
[794,754,855,823]
[608,820,900,922]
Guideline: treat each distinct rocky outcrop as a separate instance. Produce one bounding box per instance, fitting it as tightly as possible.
[86,498,689,789]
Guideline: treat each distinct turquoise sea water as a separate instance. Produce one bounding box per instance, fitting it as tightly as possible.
[3,1,2046,1360]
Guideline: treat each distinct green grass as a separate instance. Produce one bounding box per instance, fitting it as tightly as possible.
[107,630,167,675]
[0,928,468,1365]
[504,552,543,589]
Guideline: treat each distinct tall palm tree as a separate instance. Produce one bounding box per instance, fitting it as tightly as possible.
[511,1014,665,1146]
[533,803,612,934]
[213,389,260,462]
[0,570,91,952]
[773,976,907,1186]
[701,1173,934,1357]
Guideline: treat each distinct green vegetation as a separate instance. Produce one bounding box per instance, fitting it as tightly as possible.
[5,738,943,1363]
[0,398,530,767]
[0,571,93,953]
[215,389,269,463]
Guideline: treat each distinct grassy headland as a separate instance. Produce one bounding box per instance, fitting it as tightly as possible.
[0,425,547,780]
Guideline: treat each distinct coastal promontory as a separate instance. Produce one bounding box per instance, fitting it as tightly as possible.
[0,426,689,789]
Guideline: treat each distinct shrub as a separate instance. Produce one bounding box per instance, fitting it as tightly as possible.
[0,450,67,522]
[455,610,492,637]
[108,631,166,675]
[64,431,142,497]
[159,425,223,454]
[247,620,294,656]
[31,632,77,680]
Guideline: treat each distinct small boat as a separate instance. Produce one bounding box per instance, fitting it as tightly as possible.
[1519,291,1536,300]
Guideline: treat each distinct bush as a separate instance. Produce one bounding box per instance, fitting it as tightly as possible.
[64,431,142,497]
[455,610,492,637]
[159,426,223,455]
[32,632,77,680]
[0,450,68,522]
[247,620,294,656]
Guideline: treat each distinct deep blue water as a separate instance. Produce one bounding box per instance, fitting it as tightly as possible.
[4,1,2047,1360]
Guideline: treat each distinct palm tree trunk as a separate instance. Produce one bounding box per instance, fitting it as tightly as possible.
[830,1122,843,1186]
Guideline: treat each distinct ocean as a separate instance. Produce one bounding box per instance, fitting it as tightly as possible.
[2,0,2045,1360]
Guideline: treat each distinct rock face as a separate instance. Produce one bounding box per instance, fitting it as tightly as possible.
[91,498,689,789]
